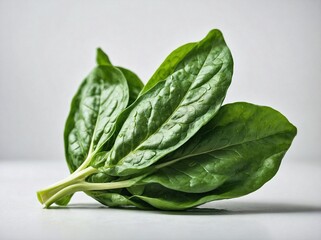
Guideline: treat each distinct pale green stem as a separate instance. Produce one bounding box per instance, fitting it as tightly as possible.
[74,154,93,173]
[38,165,148,208]
[37,166,98,205]
[43,179,136,208]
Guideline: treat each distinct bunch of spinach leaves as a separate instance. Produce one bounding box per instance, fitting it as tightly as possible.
[37,29,297,210]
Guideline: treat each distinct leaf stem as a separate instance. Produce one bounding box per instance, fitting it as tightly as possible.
[37,166,98,205]
[43,179,135,208]
[74,154,93,173]
[37,167,148,208]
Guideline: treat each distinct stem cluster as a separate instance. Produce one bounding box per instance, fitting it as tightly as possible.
[37,166,135,208]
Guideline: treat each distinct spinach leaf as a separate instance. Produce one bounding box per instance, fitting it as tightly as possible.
[64,65,129,172]
[104,29,233,176]
[95,48,144,105]
[117,67,144,105]
[96,48,112,65]
[129,102,297,209]
[141,42,196,95]
[132,152,287,210]
[89,190,152,209]
[66,48,143,207]
[37,29,297,211]
[65,48,144,173]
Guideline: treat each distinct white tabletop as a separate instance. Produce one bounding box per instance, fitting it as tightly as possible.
[0,158,320,240]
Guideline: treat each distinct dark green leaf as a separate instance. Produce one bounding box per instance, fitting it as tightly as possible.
[104,29,233,176]
[88,190,152,209]
[130,102,297,210]
[117,67,144,105]
[37,29,298,211]
[95,48,144,106]
[64,66,129,172]
[141,42,196,95]
[133,151,287,210]
[96,48,112,65]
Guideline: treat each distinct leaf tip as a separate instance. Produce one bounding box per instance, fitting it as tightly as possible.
[96,47,112,65]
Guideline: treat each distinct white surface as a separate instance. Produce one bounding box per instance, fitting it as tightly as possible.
[0,0,321,161]
[0,158,320,240]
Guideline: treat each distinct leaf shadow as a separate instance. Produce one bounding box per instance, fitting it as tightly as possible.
[48,201,321,216]
[160,202,321,215]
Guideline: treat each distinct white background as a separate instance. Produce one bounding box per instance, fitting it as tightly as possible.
[0,0,320,161]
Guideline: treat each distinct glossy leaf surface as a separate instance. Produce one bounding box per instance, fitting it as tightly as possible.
[88,190,151,209]
[130,102,297,209]
[96,48,144,106]
[37,29,298,211]
[104,29,233,176]
[64,66,129,172]
[117,67,144,105]
[141,42,196,95]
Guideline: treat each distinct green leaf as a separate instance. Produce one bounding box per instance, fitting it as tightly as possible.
[117,67,144,105]
[133,151,287,210]
[140,42,196,95]
[88,190,152,209]
[37,30,298,211]
[63,49,143,206]
[96,48,112,65]
[104,29,233,176]
[130,102,297,210]
[96,48,144,106]
[64,65,129,172]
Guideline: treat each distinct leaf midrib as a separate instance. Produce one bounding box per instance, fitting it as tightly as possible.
[155,129,294,169]
[87,80,104,156]
[115,41,222,167]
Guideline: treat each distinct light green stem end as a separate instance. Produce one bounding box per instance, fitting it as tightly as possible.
[36,166,141,208]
